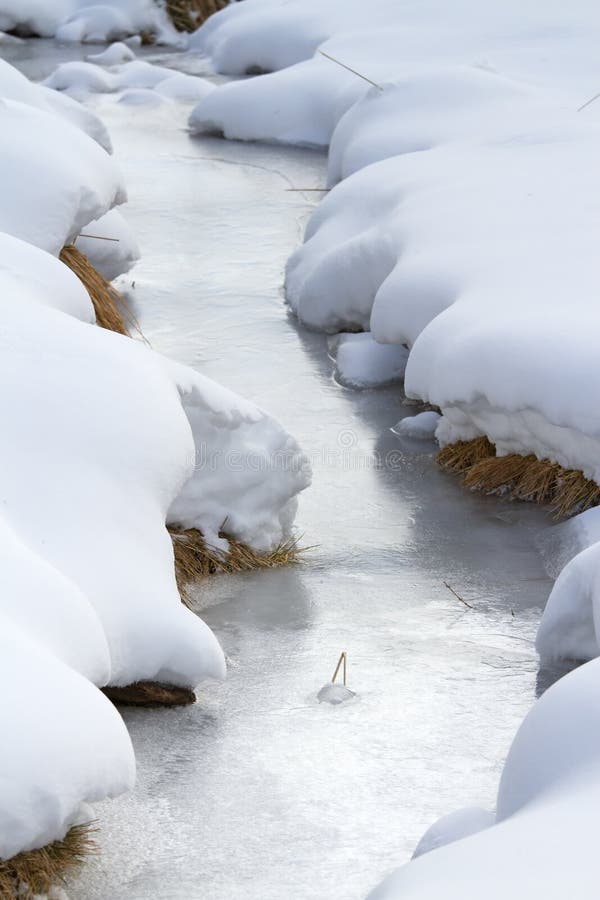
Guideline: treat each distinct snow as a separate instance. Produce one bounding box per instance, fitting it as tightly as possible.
[411,807,494,860]
[0,53,312,868]
[0,0,181,44]
[189,6,600,895]
[367,657,600,899]
[0,618,135,860]
[393,412,441,441]
[45,58,215,104]
[87,40,136,65]
[0,55,111,150]
[0,98,125,254]
[165,357,312,552]
[330,332,408,390]
[76,208,140,280]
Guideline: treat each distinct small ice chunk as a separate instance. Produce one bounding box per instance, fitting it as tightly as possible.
[393,410,441,439]
[317,683,356,704]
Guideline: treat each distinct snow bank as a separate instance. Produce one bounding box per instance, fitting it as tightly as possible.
[394,411,441,441]
[76,208,140,279]
[0,98,125,254]
[165,358,312,551]
[367,657,600,899]
[330,332,408,389]
[0,619,134,860]
[45,57,215,104]
[0,56,111,150]
[0,0,180,44]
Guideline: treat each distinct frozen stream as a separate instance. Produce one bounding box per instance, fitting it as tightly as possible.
[6,42,555,900]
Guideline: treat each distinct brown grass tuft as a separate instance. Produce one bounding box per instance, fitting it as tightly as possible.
[437,437,600,518]
[0,823,96,899]
[166,0,228,31]
[103,681,195,707]
[170,526,305,606]
[60,245,131,336]
[436,435,495,473]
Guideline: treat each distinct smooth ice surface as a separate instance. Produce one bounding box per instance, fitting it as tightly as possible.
[9,41,554,900]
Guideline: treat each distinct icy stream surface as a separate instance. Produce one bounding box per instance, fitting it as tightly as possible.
[5,42,554,900]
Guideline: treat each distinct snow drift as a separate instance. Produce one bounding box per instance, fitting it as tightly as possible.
[367,656,600,899]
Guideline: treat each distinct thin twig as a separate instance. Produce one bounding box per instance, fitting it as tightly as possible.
[319,50,384,91]
[443,581,474,609]
[578,91,600,112]
[331,651,347,685]
[77,234,121,242]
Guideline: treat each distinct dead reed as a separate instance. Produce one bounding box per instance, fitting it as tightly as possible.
[169,526,305,606]
[165,0,229,31]
[0,824,95,900]
[59,245,131,335]
[437,437,600,517]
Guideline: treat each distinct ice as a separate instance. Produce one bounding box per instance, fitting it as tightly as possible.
[368,657,600,898]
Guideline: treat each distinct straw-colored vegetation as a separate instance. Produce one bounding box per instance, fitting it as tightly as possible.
[437,436,600,517]
[0,824,95,900]
[103,680,195,707]
[165,0,229,31]
[170,526,305,606]
[59,245,131,335]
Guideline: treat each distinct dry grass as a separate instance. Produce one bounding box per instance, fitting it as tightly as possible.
[437,437,600,518]
[103,681,195,707]
[60,246,132,336]
[165,0,228,31]
[436,435,495,473]
[0,824,95,899]
[170,526,306,605]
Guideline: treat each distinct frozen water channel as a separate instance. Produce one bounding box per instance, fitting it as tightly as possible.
[6,42,555,900]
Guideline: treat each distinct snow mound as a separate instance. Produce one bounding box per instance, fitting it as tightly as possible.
[0,98,125,254]
[411,807,495,859]
[330,332,408,389]
[45,58,215,104]
[76,208,140,280]
[87,40,136,65]
[536,542,600,664]
[0,618,135,860]
[367,657,600,898]
[394,412,441,441]
[165,358,312,552]
[0,0,181,44]
[0,56,111,151]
